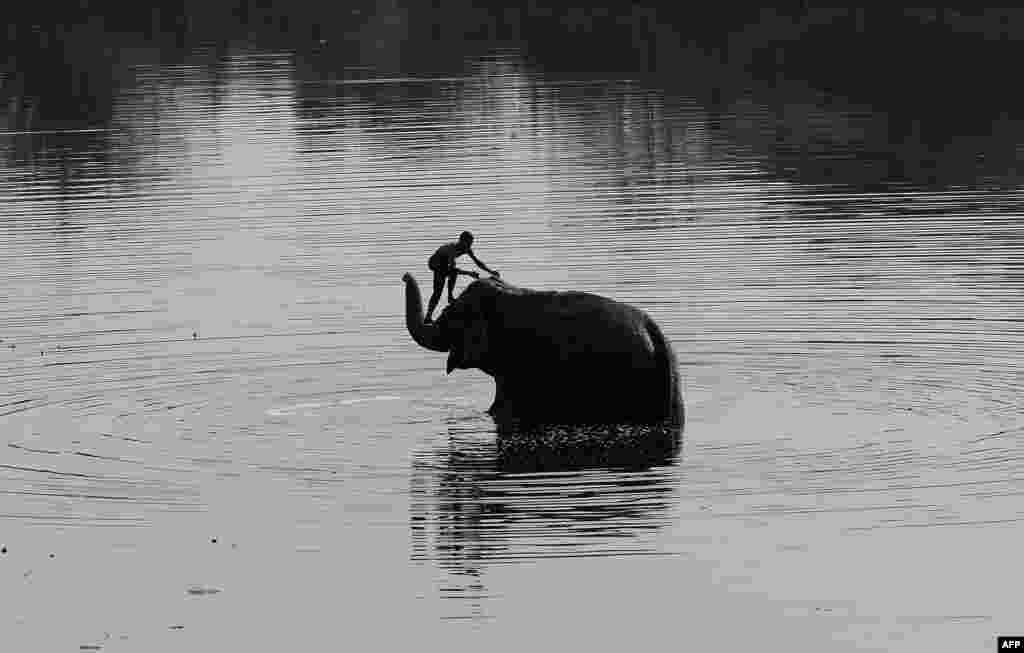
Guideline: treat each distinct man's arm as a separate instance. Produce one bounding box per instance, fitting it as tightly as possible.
[452,267,479,278]
[467,249,498,276]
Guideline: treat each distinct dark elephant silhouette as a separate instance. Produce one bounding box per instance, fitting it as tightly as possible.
[403,273,684,426]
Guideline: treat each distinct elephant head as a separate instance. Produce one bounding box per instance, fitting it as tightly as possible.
[403,272,500,375]
[402,273,684,426]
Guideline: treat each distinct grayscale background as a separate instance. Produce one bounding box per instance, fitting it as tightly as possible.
[1,6,1021,652]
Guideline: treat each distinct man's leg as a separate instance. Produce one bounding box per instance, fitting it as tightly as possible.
[425,270,446,322]
[446,270,458,303]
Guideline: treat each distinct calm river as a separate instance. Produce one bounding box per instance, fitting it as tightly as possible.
[1,40,1021,652]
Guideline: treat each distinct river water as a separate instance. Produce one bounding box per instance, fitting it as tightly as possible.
[2,42,1022,652]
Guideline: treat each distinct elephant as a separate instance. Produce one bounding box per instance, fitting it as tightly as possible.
[402,273,684,426]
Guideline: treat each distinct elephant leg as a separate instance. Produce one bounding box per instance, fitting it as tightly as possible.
[488,377,564,422]
[489,377,536,420]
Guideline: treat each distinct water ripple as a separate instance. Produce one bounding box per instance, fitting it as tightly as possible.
[1,42,1021,646]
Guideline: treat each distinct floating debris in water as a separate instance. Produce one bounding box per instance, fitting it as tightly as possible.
[186,586,221,596]
[210,537,218,544]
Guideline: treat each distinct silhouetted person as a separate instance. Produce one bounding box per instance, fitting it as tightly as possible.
[424,231,499,323]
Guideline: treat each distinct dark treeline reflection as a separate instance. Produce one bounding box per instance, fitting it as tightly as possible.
[409,423,681,606]
[709,85,1024,188]
[2,6,212,180]
[4,5,1023,189]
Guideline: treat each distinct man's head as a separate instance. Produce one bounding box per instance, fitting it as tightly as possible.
[458,231,474,248]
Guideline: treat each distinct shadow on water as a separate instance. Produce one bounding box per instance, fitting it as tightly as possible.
[410,421,681,617]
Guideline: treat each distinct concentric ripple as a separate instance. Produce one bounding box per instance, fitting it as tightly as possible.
[1,43,1021,649]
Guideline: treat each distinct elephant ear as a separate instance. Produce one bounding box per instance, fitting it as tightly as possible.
[444,285,493,373]
[460,317,489,368]
[447,314,489,373]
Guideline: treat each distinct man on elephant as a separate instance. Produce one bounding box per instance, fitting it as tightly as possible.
[424,231,499,324]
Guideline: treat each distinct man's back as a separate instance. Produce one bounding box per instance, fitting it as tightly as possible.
[429,242,463,269]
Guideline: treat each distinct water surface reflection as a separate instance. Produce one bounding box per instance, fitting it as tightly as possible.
[411,422,682,619]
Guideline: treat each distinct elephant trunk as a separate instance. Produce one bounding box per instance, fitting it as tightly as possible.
[402,273,448,352]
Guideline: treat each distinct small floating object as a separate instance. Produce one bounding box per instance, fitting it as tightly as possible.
[192,332,198,339]
[186,586,221,596]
